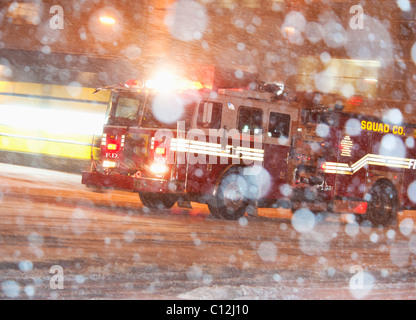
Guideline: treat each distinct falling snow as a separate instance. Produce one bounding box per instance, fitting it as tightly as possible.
[0,0,416,302]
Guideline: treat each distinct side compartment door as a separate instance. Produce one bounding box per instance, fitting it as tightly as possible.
[334,120,370,201]
[184,99,225,194]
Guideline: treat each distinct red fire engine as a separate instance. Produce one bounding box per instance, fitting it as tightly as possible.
[82,76,416,226]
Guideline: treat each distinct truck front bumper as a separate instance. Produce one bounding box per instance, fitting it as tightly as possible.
[81,171,184,193]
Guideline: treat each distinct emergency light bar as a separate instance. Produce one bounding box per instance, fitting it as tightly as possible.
[93,77,204,94]
[144,71,204,91]
[124,77,204,92]
[125,79,143,88]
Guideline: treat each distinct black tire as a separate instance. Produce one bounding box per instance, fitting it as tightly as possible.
[208,167,249,220]
[207,201,222,219]
[361,180,398,226]
[139,192,177,209]
[138,192,152,208]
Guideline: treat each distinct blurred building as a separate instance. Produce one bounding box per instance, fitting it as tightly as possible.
[0,0,415,114]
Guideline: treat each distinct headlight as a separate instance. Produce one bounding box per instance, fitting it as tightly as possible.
[150,163,168,175]
[102,160,117,168]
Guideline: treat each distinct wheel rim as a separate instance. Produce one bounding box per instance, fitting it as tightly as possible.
[212,171,248,220]
[223,181,245,211]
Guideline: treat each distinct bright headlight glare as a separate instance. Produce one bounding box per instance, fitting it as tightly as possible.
[102,160,117,168]
[150,163,168,174]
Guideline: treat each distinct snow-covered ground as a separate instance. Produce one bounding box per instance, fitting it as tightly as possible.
[0,163,415,300]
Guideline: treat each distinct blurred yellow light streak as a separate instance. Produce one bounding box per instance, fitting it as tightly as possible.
[0,81,109,160]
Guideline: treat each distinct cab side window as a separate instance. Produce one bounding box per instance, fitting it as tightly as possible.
[268,112,290,138]
[197,101,222,129]
[238,107,263,134]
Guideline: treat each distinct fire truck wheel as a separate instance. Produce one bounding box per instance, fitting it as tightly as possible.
[138,192,177,209]
[209,167,249,220]
[364,180,398,226]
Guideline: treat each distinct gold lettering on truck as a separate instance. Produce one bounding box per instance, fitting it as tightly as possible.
[361,121,406,136]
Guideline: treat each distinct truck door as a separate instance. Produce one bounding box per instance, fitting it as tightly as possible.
[263,106,297,200]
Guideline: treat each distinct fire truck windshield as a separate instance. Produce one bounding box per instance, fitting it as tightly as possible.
[106,91,195,130]
[106,92,145,127]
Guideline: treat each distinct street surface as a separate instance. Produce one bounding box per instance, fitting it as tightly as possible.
[0,163,415,299]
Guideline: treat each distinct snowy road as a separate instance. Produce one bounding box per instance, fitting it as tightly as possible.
[0,163,415,300]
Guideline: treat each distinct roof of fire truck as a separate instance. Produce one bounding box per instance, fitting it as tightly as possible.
[92,67,276,99]
[93,67,291,100]
[93,79,292,106]
[92,67,378,115]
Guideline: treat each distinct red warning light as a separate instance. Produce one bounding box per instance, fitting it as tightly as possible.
[348,96,363,106]
[125,79,142,87]
[354,202,368,214]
